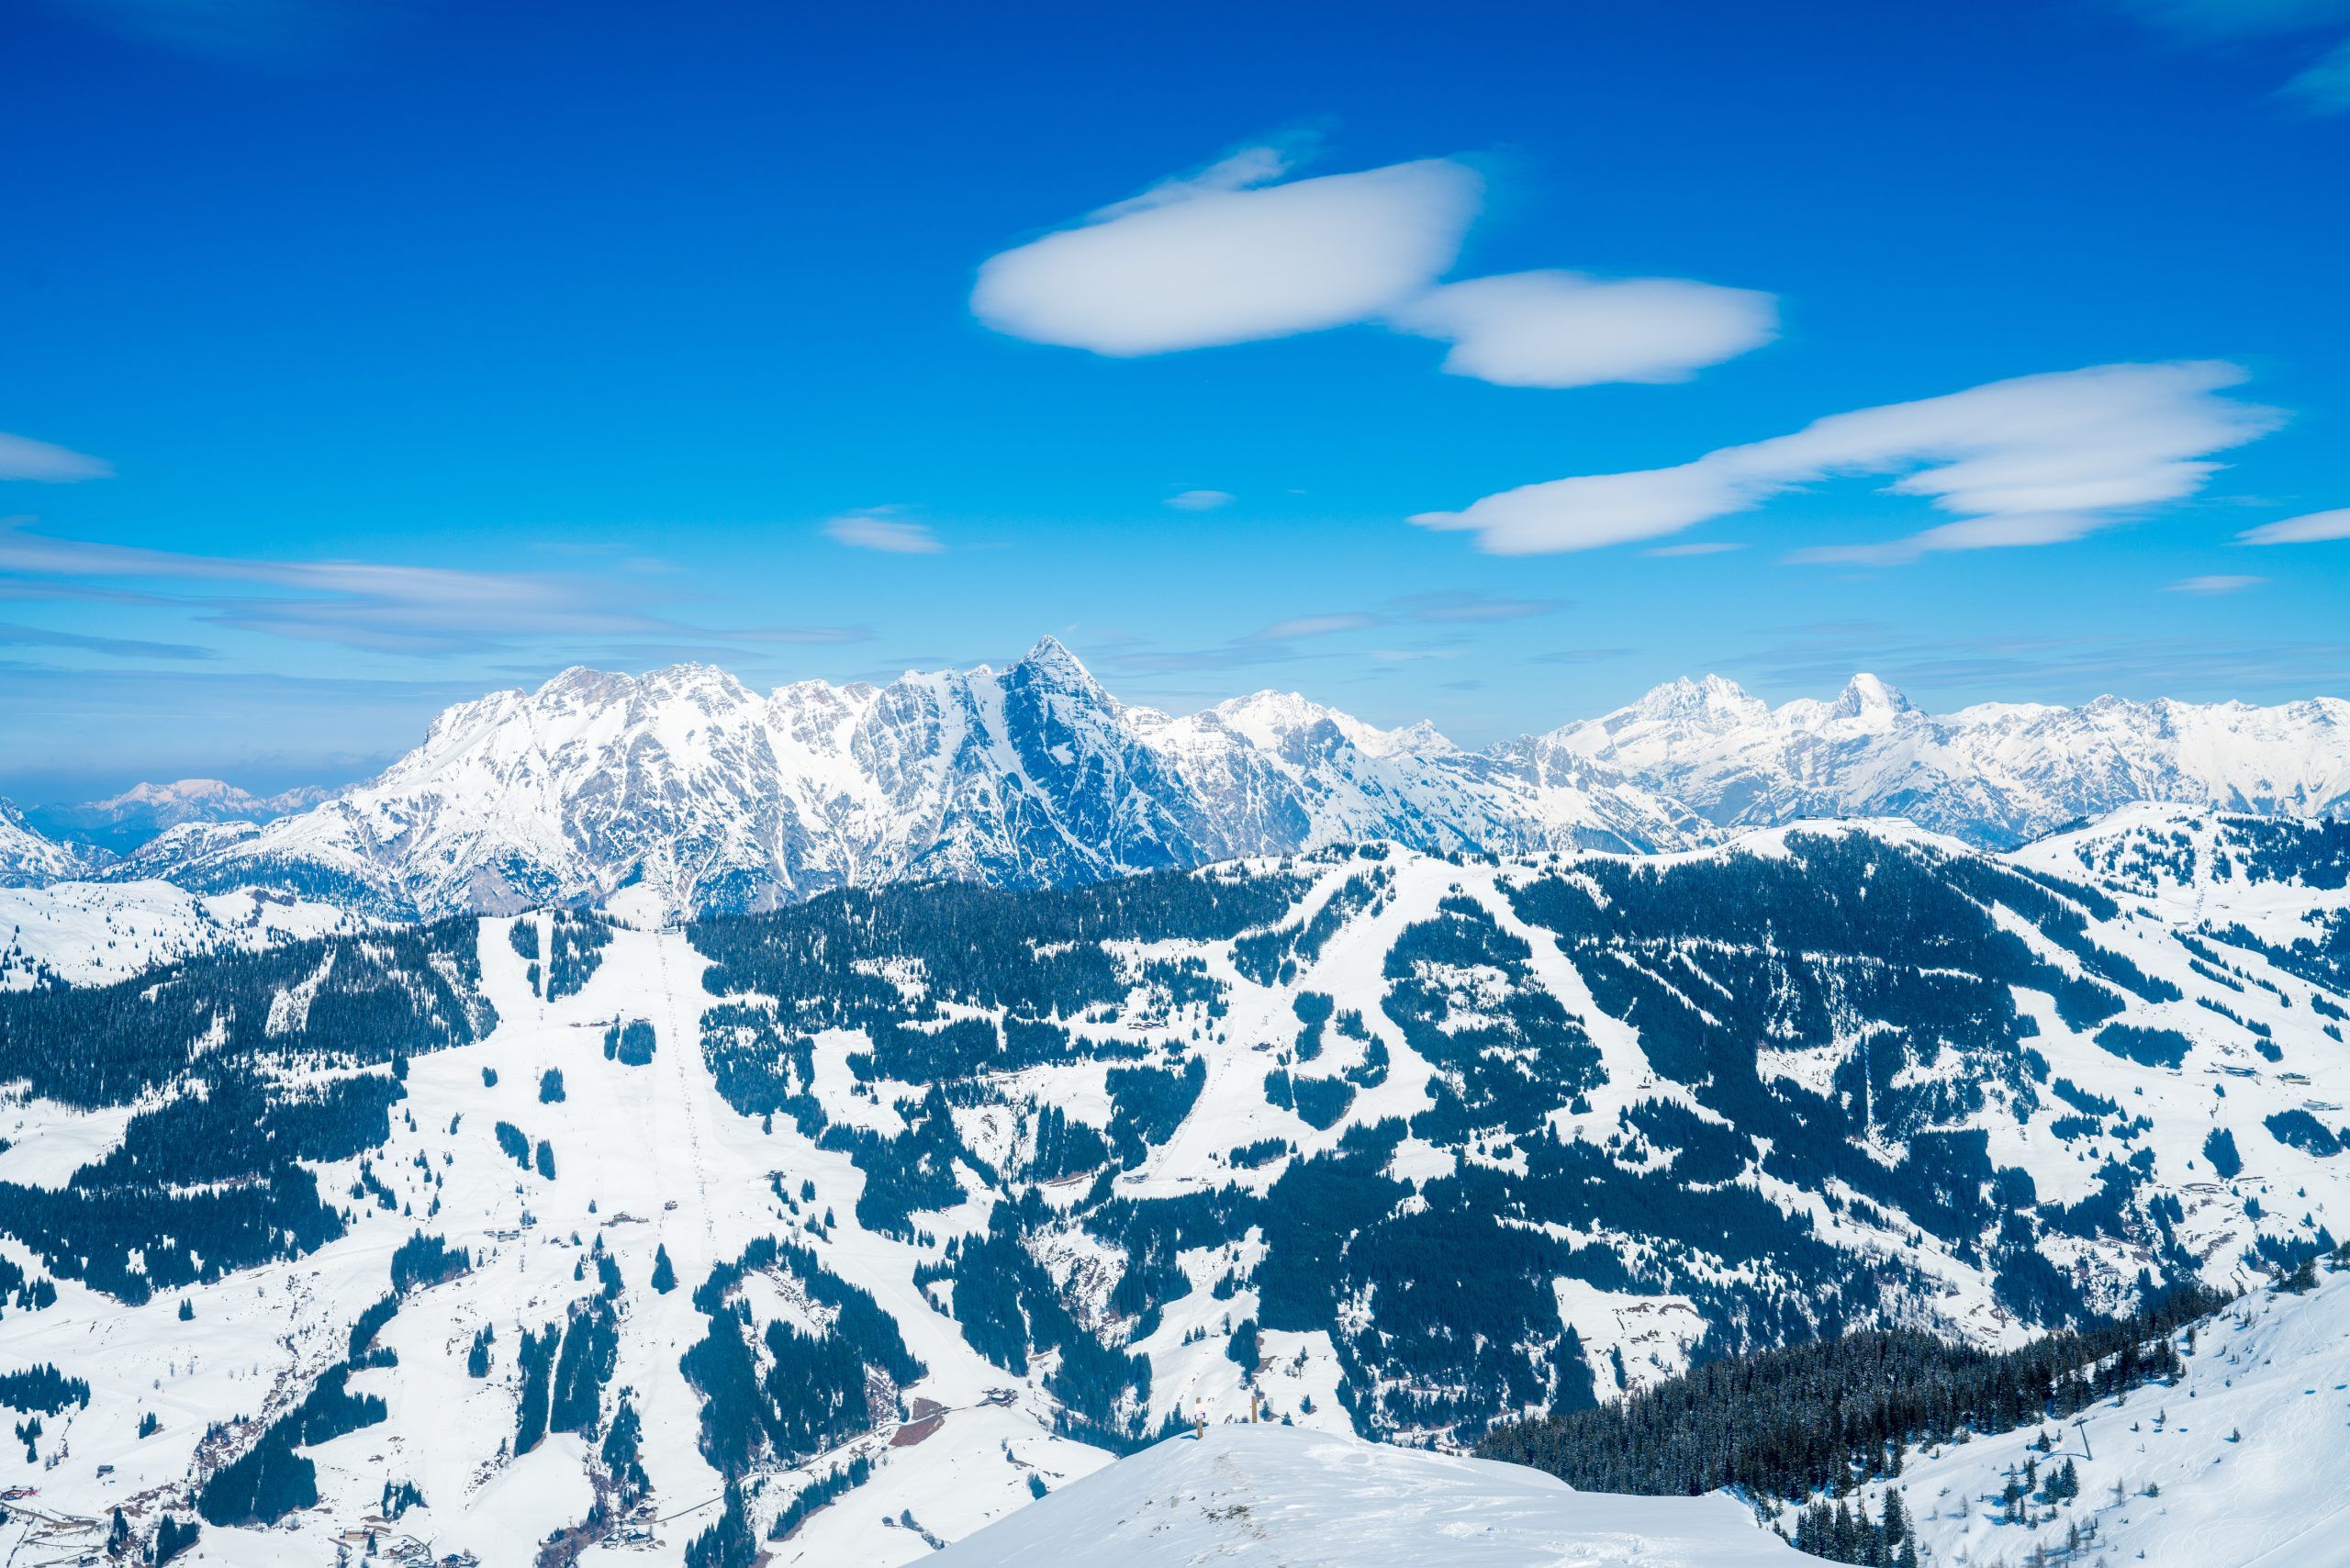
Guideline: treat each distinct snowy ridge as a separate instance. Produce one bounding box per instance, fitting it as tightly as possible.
[929,1423,1805,1566]
[118,641,1696,919]
[8,657,2344,917]
[1556,674,2350,847]
[0,798,86,888]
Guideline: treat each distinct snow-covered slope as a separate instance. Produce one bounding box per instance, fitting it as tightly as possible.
[6,815,2347,1564]
[0,799,85,888]
[1831,1267,2350,1568]
[134,640,1696,918]
[931,1423,1804,1567]
[0,879,367,990]
[1556,675,2350,846]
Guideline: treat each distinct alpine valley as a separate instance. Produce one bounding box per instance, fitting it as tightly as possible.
[3,645,2348,1567]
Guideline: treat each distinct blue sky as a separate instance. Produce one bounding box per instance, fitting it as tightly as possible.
[4,0,2348,801]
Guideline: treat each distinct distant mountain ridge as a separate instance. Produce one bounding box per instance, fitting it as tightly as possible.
[5,643,2345,914]
[1554,672,2350,847]
[21,777,332,861]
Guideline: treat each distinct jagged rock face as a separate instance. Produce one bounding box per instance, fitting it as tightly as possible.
[1555,676,2350,846]
[0,799,85,887]
[124,641,1696,917]
[28,653,2350,914]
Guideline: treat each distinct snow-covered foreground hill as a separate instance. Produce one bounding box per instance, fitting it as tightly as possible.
[1830,1267,2350,1568]
[1,809,2345,1563]
[929,1423,1805,1566]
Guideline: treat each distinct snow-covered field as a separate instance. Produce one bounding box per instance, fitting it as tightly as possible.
[929,1423,1806,1567]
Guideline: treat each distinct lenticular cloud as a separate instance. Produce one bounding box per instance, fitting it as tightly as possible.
[973,153,1482,356]
[970,145,1775,388]
[1412,361,2284,558]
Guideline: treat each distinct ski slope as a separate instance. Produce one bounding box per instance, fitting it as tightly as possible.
[1832,1267,2350,1568]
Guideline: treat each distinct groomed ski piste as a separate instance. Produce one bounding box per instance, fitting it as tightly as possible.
[0,913,1113,1563]
[926,1422,1807,1566]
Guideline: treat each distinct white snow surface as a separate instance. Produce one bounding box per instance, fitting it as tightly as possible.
[5,812,2349,1562]
[0,879,365,989]
[1838,1268,2350,1568]
[930,1423,1805,1567]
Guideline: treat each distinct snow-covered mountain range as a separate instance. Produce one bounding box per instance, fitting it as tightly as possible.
[20,778,330,862]
[1557,671,2350,847]
[4,643,2344,919]
[67,640,1704,919]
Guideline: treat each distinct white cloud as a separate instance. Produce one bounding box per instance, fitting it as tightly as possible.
[1645,541,1746,556]
[822,508,944,554]
[1247,612,1382,642]
[2239,506,2350,543]
[0,432,112,482]
[1167,488,1235,511]
[972,150,1481,356]
[1412,362,2282,560]
[1385,271,1777,388]
[2283,38,2350,109]
[2166,574,2266,594]
[972,144,1776,388]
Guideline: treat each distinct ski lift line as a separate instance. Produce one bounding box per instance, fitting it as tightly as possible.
[655,1492,725,1525]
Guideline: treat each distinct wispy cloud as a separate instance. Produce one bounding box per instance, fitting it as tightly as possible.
[725,624,876,645]
[1102,590,1564,675]
[0,519,666,654]
[1166,488,1235,511]
[1412,362,2282,561]
[1644,541,1745,557]
[822,507,945,555]
[2239,506,2350,543]
[1246,612,1382,643]
[48,0,407,65]
[1528,646,1633,666]
[0,433,112,482]
[1387,590,1566,623]
[2166,574,2265,594]
[0,621,214,660]
[2283,38,2350,108]
[973,140,1775,388]
[2110,0,2350,111]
